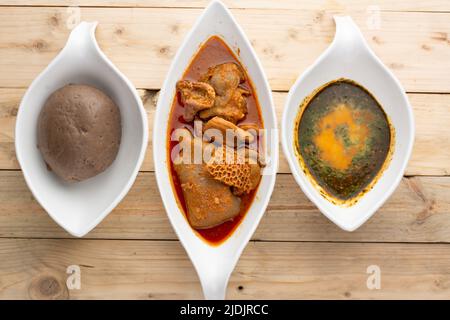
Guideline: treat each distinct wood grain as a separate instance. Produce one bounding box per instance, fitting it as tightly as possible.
[1,238,450,299]
[0,7,449,92]
[1,1,449,301]
[3,88,449,175]
[1,171,449,243]
[2,0,450,11]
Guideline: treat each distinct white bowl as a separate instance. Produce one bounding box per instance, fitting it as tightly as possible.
[15,22,148,237]
[282,16,414,231]
[153,0,278,299]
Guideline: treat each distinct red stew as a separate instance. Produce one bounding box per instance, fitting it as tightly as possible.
[167,36,263,245]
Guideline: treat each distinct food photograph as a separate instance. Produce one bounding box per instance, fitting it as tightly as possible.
[0,0,449,309]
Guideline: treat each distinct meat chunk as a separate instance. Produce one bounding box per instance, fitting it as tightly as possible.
[238,123,260,138]
[206,145,262,196]
[173,129,241,229]
[200,88,249,124]
[176,80,215,122]
[203,116,254,147]
[174,163,241,229]
[200,63,244,96]
[198,63,249,123]
[242,162,262,196]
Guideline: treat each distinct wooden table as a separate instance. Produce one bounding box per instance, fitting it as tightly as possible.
[1,0,449,299]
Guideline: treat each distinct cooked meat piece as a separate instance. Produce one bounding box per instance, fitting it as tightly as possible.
[199,63,249,123]
[238,123,259,131]
[199,63,244,96]
[174,163,241,229]
[173,129,241,229]
[203,116,254,147]
[238,123,260,138]
[200,87,249,123]
[176,80,215,122]
[206,145,262,196]
[240,163,262,196]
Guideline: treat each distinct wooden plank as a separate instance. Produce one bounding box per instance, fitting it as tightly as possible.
[0,7,449,92]
[1,238,449,299]
[2,0,450,12]
[3,88,450,175]
[0,89,18,170]
[1,171,450,242]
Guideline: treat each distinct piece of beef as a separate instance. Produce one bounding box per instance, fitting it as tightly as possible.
[173,129,241,229]
[176,80,215,122]
[203,116,254,147]
[199,63,244,96]
[206,145,262,196]
[174,163,242,229]
[200,88,249,123]
[198,63,249,123]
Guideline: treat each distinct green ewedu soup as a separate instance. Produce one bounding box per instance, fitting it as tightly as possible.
[296,79,392,201]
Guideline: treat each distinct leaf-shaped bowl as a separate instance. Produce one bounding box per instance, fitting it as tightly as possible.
[153,0,278,299]
[15,22,148,237]
[282,16,414,231]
